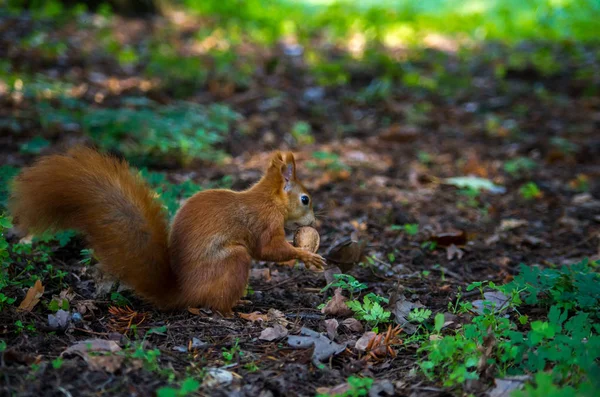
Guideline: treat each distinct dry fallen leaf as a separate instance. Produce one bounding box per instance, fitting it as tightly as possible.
[267,308,289,326]
[321,288,353,317]
[392,295,425,335]
[446,244,464,260]
[63,339,124,372]
[430,230,468,248]
[471,291,511,315]
[489,376,530,397]
[288,327,346,365]
[86,355,124,373]
[239,309,288,325]
[499,219,528,232]
[325,319,339,340]
[355,331,377,351]
[378,124,419,143]
[1,348,42,366]
[259,324,288,341]
[238,311,269,322]
[18,279,44,312]
[76,300,98,315]
[48,309,71,330]
[315,383,352,397]
[341,318,364,333]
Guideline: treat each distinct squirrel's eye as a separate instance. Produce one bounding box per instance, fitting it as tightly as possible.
[300,195,310,206]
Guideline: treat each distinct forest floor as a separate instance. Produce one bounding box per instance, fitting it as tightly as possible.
[0,10,599,397]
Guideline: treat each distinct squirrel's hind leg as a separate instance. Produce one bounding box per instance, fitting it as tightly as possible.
[179,246,252,316]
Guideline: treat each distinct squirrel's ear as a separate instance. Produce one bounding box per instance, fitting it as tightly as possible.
[267,151,295,192]
[282,152,297,183]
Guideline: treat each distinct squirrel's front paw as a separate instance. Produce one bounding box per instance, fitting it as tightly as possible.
[301,251,326,271]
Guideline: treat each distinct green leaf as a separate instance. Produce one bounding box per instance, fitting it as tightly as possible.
[434,313,445,332]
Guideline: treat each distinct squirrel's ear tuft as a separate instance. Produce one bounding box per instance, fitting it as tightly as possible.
[269,151,284,168]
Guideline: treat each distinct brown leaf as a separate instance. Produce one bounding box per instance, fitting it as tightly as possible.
[2,348,42,366]
[325,319,339,340]
[499,219,528,232]
[341,318,364,333]
[76,300,98,315]
[462,152,488,177]
[355,331,377,351]
[64,339,121,357]
[86,355,124,373]
[446,244,464,260]
[239,311,269,323]
[58,289,76,301]
[259,324,288,341]
[63,339,123,373]
[316,383,352,396]
[378,125,419,143]
[18,280,44,312]
[267,308,289,326]
[321,288,353,317]
[430,230,468,247]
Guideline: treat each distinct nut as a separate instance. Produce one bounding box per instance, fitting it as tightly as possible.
[293,226,320,253]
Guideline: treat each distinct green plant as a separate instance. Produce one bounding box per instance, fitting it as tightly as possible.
[419,259,600,393]
[146,44,207,98]
[408,308,432,323]
[51,357,64,369]
[110,292,131,307]
[244,362,259,372]
[503,157,537,177]
[421,241,438,251]
[321,274,367,298]
[291,121,314,145]
[132,344,162,372]
[346,293,391,331]
[79,249,96,266]
[14,320,36,335]
[457,187,481,208]
[222,338,243,364]
[156,378,200,397]
[550,137,578,156]
[500,259,600,313]
[447,289,473,315]
[316,376,374,397]
[48,297,69,313]
[391,223,419,236]
[82,100,239,166]
[0,166,19,209]
[306,151,350,173]
[519,182,543,200]
[20,136,50,155]
[140,169,232,218]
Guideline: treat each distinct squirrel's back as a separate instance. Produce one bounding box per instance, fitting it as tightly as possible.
[9,146,177,306]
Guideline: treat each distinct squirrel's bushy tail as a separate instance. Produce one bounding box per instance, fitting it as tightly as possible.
[9,146,176,306]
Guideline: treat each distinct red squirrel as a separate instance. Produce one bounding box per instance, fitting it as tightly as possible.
[9,146,326,315]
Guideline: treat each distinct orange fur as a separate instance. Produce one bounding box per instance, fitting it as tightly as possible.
[9,147,325,314]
